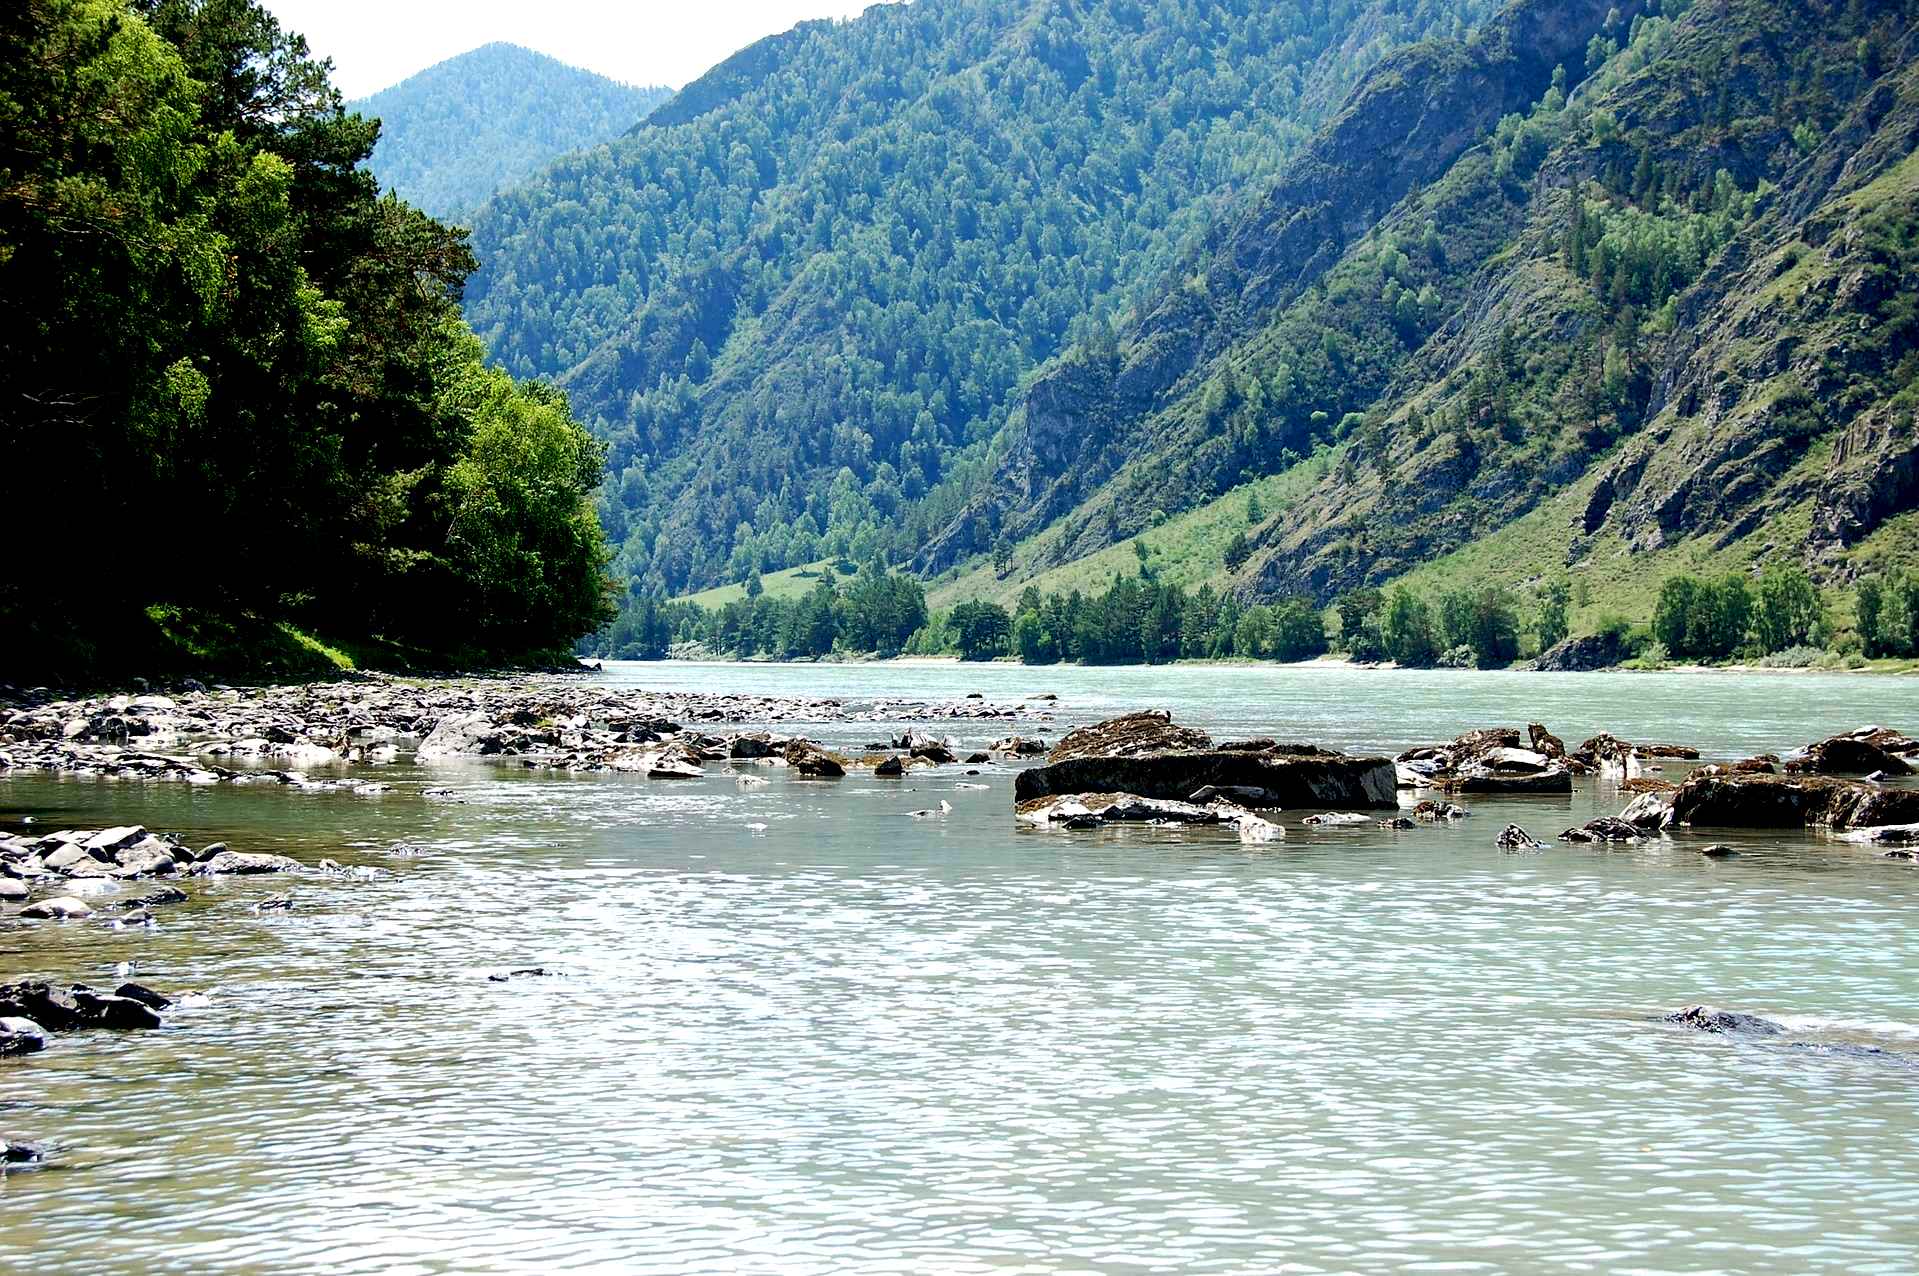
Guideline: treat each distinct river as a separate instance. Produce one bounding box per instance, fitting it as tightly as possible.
[3,662,1917,1273]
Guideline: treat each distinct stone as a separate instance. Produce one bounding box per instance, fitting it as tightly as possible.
[728,734,779,759]
[193,851,302,875]
[41,844,89,871]
[197,842,228,860]
[1495,824,1544,850]
[1016,793,1221,828]
[1016,746,1394,809]
[964,752,992,765]
[1699,844,1740,858]
[118,886,189,908]
[1785,732,1914,777]
[1669,772,1919,830]
[1189,784,1279,806]
[1665,1005,1785,1036]
[19,896,92,919]
[784,742,845,779]
[1838,824,1919,846]
[0,879,26,902]
[68,990,162,1029]
[110,983,171,1010]
[1302,812,1370,827]
[112,841,181,877]
[874,755,904,777]
[1412,799,1468,821]
[1045,710,1212,763]
[1528,723,1566,758]
[3,1138,47,1164]
[1444,764,1573,794]
[0,1017,48,1056]
[1618,792,1674,831]
[1377,816,1416,829]
[1530,631,1626,672]
[81,826,146,855]
[1558,817,1641,843]
[415,711,500,761]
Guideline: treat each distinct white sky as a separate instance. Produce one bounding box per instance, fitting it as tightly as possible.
[264,1,883,99]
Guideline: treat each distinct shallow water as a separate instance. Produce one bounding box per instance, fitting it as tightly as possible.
[3,663,1918,1274]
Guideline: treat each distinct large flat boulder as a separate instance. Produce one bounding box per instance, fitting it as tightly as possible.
[1669,772,1919,830]
[1014,749,1396,808]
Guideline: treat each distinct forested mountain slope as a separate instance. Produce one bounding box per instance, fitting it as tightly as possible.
[931,0,1919,613]
[463,0,1499,598]
[354,44,669,221]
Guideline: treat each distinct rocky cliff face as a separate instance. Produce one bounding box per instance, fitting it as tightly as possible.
[940,0,1919,603]
[919,0,1649,574]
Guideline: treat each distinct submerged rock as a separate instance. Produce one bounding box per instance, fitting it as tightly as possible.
[3,1138,48,1165]
[1699,844,1740,858]
[1664,1005,1786,1036]
[1412,799,1468,821]
[192,851,303,875]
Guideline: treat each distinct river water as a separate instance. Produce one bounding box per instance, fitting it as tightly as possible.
[3,662,1918,1274]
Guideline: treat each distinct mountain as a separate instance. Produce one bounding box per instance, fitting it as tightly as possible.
[925,0,1919,627]
[354,44,670,221]
[463,0,1500,597]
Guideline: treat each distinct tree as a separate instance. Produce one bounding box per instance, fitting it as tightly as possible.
[1754,563,1822,652]
[950,600,1011,660]
[1857,577,1885,656]
[1535,579,1571,652]
[1382,586,1439,666]
[1223,531,1252,571]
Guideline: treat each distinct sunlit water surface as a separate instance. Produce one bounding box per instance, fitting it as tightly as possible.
[3,663,1918,1274]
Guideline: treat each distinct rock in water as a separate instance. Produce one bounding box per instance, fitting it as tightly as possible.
[1699,844,1740,858]
[1669,772,1919,830]
[1045,710,1213,762]
[1785,731,1914,777]
[1558,817,1642,844]
[1015,715,1394,809]
[0,1017,49,1056]
[193,851,303,875]
[1495,824,1545,850]
[1618,792,1674,832]
[19,896,92,920]
[874,755,904,778]
[3,1138,48,1164]
[1664,1005,1786,1036]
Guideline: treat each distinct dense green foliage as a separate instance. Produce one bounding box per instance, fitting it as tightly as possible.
[1003,574,1326,665]
[1335,582,1519,667]
[1650,566,1825,661]
[0,0,612,672]
[354,44,669,221]
[465,0,1496,613]
[1855,572,1919,658]
[599,564,928,660]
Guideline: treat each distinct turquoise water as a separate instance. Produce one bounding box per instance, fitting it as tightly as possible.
[2,663,1917,1273]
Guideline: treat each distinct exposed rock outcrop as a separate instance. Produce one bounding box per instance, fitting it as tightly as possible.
[1668,772,1919,830]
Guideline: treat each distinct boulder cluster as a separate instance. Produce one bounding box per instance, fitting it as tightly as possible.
[0,676,1052,786]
